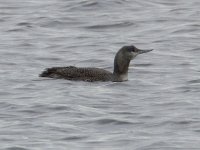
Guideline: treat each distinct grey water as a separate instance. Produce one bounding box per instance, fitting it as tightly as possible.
[0,0,200,149]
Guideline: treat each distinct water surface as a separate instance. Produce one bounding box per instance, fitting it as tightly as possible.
[0,0,200,149]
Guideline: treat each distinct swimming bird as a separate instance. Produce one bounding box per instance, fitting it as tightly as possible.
[40,45,153,82]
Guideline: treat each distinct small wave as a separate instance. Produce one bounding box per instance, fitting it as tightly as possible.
[18,109,43,115]
[153,1,179,6]
[79,1,99,7]
[85,21,134,29]
[0,102,14,108]
[171,28,197,34]
[36,57,62,61]
[170,7,188,12]
[5,147,29,150]
[60,135,88,141]
[187,79,200,84]
[68,0,127,10]
[135,63,154,67]
[161,119,197,127]
[6,22,33,33]
[194,129,200,133]
[0,62,17,66]
[175,121,192,125]
[40,20,66,28]
[79,59,105,64]
[0,18,5,22]
[47,105,71,111]
[17,22,32,28]
[95,118,133,125]
[190,48,200,52]
[6,28,25,32]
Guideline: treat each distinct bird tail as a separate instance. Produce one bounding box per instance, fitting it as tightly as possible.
[39,68,55,77]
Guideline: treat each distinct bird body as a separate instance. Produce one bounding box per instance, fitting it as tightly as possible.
[40,66,114,82]
[40,45,153,82]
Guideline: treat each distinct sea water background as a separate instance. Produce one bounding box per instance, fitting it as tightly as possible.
[0,0,200,150]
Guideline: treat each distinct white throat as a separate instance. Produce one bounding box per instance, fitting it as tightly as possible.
[119,73,128,81]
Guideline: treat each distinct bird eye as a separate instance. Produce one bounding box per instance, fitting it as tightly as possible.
[131,47,136,52]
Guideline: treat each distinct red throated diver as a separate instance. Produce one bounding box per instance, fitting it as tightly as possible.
[40,45,153,82]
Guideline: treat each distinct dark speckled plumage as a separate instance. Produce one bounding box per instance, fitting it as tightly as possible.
[40,66,114,82]
[40,45,153,82]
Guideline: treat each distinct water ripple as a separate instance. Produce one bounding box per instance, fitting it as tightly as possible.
[5,148,29,150]
[95,118,134,125]
[85,21,134,29]
[1,0,200,149]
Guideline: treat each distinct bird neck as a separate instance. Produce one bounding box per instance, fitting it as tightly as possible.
[113,55,130,81]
